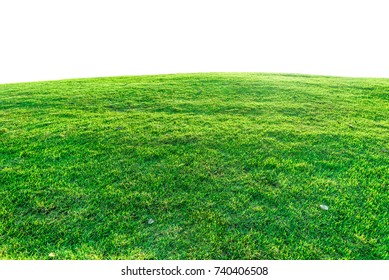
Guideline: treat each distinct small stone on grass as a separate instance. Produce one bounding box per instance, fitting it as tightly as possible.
[320,204,329,211]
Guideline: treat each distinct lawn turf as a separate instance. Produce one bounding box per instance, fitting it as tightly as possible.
[0,73,388,259]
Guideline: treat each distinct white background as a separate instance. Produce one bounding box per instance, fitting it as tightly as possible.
[1,0,389,84]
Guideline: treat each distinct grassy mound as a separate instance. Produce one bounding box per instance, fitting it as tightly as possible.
[0,73,388,259]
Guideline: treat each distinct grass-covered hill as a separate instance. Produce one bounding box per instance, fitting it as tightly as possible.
[0,73,388,259]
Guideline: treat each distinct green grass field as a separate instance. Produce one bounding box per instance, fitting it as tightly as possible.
[0,73,388,260]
